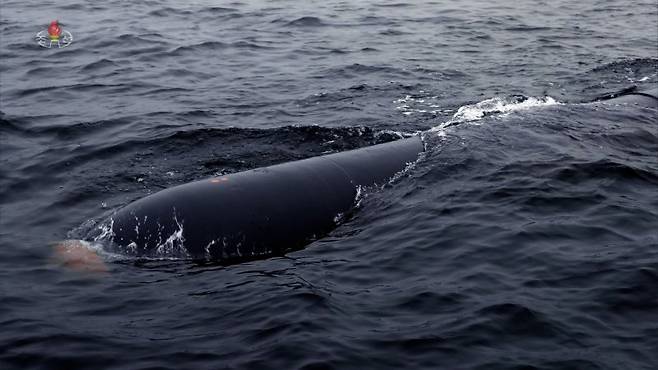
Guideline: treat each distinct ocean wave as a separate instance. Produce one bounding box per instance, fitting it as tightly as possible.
[281,16,328,27]
[429,95,562,131]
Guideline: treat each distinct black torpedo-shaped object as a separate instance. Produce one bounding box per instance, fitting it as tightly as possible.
[109,135,424,261]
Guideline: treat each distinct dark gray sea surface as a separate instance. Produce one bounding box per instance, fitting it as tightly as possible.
[1,0,657,369]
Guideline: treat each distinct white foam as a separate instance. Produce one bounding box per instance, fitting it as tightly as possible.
[154,210,189,258]
[429,95,561,132]
[354,185,365,208]
[69,239,127,262]
[635,73,656,82]
[93,217,115,242]
[394,94,443,115]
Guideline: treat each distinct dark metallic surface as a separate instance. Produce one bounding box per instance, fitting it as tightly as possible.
[111,136,424,260]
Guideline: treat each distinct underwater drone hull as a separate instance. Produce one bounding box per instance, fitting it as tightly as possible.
[110,136,424,260]
[107,88,657,261]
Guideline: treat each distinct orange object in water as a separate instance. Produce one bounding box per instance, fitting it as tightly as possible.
[51,240,109,274]
[48,20,61,40]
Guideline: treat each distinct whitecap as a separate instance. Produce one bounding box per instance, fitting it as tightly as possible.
[429,95,561,132]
